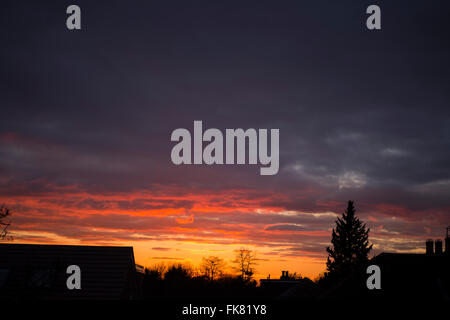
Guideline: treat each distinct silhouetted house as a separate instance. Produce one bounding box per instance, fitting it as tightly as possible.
[260,271,318,299]
[319,232,450,300]
[0,243,140,300]
[368,252,449,300]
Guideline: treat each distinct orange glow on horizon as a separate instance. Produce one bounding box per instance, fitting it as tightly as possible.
[0,186,430,280]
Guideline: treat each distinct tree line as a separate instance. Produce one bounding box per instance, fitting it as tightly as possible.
[140,248,260,299]
[144,248,258,283]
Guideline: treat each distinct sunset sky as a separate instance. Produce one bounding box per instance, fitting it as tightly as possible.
[1,0,450,279]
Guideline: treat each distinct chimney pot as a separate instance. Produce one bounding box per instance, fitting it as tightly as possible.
[435,239,443,255]
[426,239,434,255]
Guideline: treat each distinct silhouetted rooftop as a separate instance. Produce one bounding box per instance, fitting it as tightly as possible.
[0,243,139,300]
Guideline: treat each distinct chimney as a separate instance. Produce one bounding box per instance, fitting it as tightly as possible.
[435,239,443,255]
[426,239,434,255]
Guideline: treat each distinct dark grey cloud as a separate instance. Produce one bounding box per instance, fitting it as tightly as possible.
[0,0,450,251]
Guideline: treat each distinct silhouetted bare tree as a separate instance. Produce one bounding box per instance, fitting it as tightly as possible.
[164,263,194,281]
[0,205,11,240]
[233,248,257,281]
[145,263,166,281]
[200,256,226,280]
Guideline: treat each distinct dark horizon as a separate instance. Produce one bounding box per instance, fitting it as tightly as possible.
[1,0,450,278]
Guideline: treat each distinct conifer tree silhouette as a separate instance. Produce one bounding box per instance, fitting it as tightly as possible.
[326,201,372,278]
